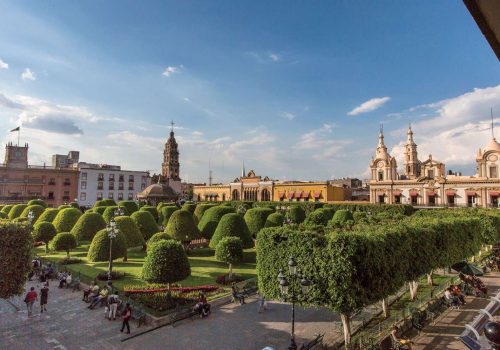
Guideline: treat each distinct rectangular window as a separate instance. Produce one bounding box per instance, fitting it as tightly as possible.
[98,173,104,181]
[128,184,134,190]
[129,175,134,182]
[80,192,86,201]
[118,193,123,200]
[108,192,114,199]
[128,193,133,200]
[119,174,124,182]
[378,195,385,204]
[48,191,55,199]
[109,174,115,181]
[82,172,87,180]
[378,172,383,181]
[447,196,454,206]
[109,181,114,190]
[428,170,434,179]
[97,182,103,190]
[63,191,70,202]
[490,166,497,178]
[411,196,418,205]
[81,181,87,189]
[64,178,71,186]
[49,178,56,185]
[395,195,401,204]
[97,192,103,200]
[119,183,124,190]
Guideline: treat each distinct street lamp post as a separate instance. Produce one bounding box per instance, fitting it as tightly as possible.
[27,210,35,226]
[106,217,118,281]
[277,256,312,350]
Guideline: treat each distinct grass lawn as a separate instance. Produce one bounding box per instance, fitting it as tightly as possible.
[35,243,257,291]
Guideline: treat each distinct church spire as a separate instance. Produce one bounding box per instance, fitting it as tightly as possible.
[162,120,180,181]
[404,123,420,179]
[241,161,246,178]
[377,125,387,151]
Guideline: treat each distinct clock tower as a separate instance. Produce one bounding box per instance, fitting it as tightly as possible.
[4,142,29,168]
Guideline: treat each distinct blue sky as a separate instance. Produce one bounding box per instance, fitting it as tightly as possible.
[0,1,499,183]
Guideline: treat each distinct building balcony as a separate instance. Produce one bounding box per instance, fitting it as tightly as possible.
[63,182,71,186]
[97,186,104,190]
[62,196,70,201]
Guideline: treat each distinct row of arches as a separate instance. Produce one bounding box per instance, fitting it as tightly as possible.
[232,188,271,201]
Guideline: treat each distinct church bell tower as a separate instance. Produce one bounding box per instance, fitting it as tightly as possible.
[404,125,420,179]
[162,121,180,181]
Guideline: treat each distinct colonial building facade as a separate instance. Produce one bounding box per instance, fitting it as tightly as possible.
[369,126,500,208]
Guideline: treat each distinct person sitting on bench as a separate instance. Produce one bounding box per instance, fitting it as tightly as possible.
[231,283,246,305]
[391,326,413,350]
[444,288,460,307]
[452,285,466,305]
[88,286,109,309]
[83,281,97,302]
[193,293,211,317]
[59,272,70,288]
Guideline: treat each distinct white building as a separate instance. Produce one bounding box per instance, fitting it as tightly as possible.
[76,162,150,207]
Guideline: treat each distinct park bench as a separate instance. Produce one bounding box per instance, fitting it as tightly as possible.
[231,279,258,303]
[299,333,325,350]
[131,306,146,327]
[169,307,198,327]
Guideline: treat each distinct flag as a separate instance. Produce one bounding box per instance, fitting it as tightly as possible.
[9,126,20,132]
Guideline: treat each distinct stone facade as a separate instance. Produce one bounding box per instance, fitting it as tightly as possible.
[369,126,500,207]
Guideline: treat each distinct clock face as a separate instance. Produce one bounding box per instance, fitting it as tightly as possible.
[378,161,385,168]
[489,155,498,162]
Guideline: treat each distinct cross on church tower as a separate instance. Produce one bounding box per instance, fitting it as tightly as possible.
[170,120,175,132]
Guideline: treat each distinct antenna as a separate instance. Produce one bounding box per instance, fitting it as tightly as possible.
[208,158,213,186]
[170,120,175,132]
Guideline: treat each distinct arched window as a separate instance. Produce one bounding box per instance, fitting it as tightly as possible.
[222,193,226,201]
[261,189,270,201]
[378,172,384,181]
[232,189,240,201]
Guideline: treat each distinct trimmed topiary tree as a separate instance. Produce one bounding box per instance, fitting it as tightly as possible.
[53,208,82,233]
[147,232,173,252]
[93,199,116,207]
[69,202,79,209]
[87,228,127,262]
[264,212,285,228]
[58,205,72,210]
[93,206,107,215]
[210,213,253,249]
[102,206,129,224]
[1,204,14,216]
[8,204,28,220]
[244,208,274,238]
[70,212,107,242]
[330,209,354,226]
[32,222,57,253]
[165,210,201,248]
[288,206,306,224]
[0,221,32,298]
[20,204,45,222]
[159,205,179,227]
[140,206,159,222]
[27,199,47,208]
[50,232,77,258]
[141,240,191,286]
[131,211,159,241]
[198,206,235,239]
[35,208,59,224]
[194,203,217,222]
[304,208,330,226]
[115,216,145,249]
[182,202,196,215]
[118,201,139,215]
[215,237,243,279]
[0,212,7,219]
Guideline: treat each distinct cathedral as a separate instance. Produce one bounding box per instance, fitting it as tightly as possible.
[369,125,500,208]
[137,122,182,204]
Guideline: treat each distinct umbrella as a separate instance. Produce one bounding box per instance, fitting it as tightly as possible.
[451,261,484,276]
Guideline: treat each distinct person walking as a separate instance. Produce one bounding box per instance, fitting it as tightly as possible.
[108,291,120,320]
[24,287,38,317]
[40,283,49,313]
[120,303,131,334]
[257,292,267,313]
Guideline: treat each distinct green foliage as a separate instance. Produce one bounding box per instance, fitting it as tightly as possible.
[27,199,47,208]
[87,228,127,262]
[102,205,129,224]
[198,206,235,239]
[159,205,179,227]
[58,205,72,210]
[0,204,14,215]
[210,213,253,249]
[193,204,217,222]
[165,210,201,243]
[50,232,77,257]
[93,199,117,207]
[288,206,306,224]
[140,205,159,222]
[35,208,59,224]
[70,212,107,241]
[147,232,173,252]
[13,217,28,223]
[118,200,139,215]
[141,240,191,284]
[131,210,159,241]
[329,203,414,216]
[321,207,335,220]
[244,208,274,238]
[182,202,196,215]
[215,237,243,265]
[52,208,82,233]
[0,212,6,219]
[353,211,368,223]
[157,202,176,211]
[114,216,145,248]
[264,212,285,228]
[93,206,107,215]
[330,209,354,226]
[69,202,79,209]
[20,204,45,222]
[32,222,56,252]
[304,208,329,226]
[0,222,32,298]
[8,204,28,219]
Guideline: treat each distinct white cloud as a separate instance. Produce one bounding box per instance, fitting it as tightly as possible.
[348,96,390,116]
[21,68,36,81]
[0,59,8,69]
[281,112,295,120]
[192,131,203,137]
[183,97,191,102]
[246,51,281,64]
[294,123,351,161]
[268,53,280,62]
[389,85,500,172]
[162,66,180,77]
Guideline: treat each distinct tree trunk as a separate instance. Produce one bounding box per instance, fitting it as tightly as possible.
[427,271,434,286]
[228,263,233,280]
[409,280,419,300]
[381,298,390,318]
[340,313,352,350]
[66,250,70,258]
[45,242,48,254]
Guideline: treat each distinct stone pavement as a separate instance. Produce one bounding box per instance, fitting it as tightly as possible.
[413,271,500,350]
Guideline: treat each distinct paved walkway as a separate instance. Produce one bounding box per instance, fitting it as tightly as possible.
[413,271,500,350]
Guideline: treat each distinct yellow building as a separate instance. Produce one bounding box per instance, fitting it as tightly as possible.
[193,169,346,203]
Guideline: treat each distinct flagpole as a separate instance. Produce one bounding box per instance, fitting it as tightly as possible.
[18,128,20,146]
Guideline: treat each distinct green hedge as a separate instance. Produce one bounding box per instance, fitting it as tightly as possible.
[87,228,127,262]
[330,209,354,226]
[118,200,139,215]
[0,212,6,219]
[198,206,236,239]
[114,216,145,249]
[20,204,45,222]
[215,237,244,277]
[52,208,82,233]
[147,232,173,252]
[50,232,77,257]
[194,204,217,222]
[141,240,191,284]
[210,213,253,249]
[32,222,56,253]
[93,199,117,207]
[0,204,14,216]
[182,202,197,215]
[327,203,414,216]
[102,206,129,224]
[27,199,47,208]
[8,204,28,219]
[264,212,285,228]
[159,205,179,227]
[244,208,274,238]
[35,208,60,224]
[140,206,159,222]
[304,208,330,226]
[288,206,306,224]
[165,210,201,243]
[0,221,32,298]
[70,212,107,242]
[131,210,159,241]
[93,206,107,215]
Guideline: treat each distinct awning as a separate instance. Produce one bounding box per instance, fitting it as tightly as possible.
[466,191,477,196]
[490,191,500,197]
[427,190,436,196]
[294,191,303,199]
[313,191,321,198]
[302,191,310,199]
[393,191,402,196]
[288,192,294,200]
[409,191,419,196]
[278,192,285,199]
[445,190,456,196]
